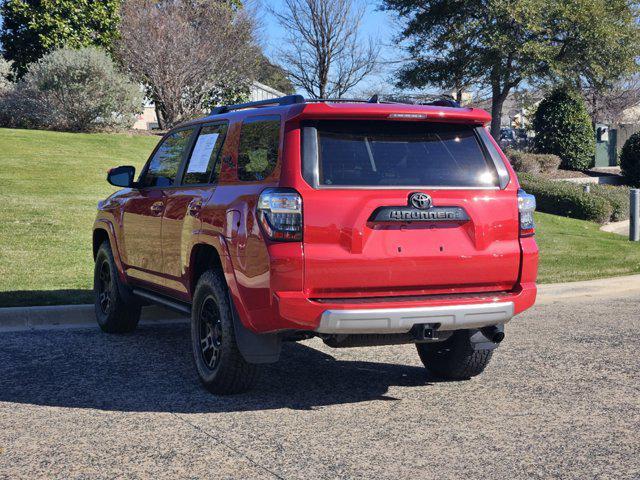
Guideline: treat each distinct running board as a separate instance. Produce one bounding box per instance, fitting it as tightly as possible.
[132,289,191,315]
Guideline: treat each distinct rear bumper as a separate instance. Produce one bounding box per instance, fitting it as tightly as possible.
[316,301,514,334]
[271,283,536,334]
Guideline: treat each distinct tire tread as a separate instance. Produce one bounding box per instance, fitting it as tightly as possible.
[416,331,493,379]
[191,270,258,394]
[94,241,141,334]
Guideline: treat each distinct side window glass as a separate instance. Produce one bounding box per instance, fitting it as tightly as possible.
[140,129,193,188]
[237,116,281,181]
[183,124,228,185]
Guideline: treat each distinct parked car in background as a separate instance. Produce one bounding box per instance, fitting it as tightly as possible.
[93,96,538,394]
[500,127,531,150]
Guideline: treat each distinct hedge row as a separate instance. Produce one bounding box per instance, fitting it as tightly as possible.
[504,149,561,174]
[589,184,630,222]
[518,173,630,224]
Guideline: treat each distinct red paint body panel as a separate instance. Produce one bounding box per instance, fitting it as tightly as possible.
[298,188,521,296]
[94,101,538,334]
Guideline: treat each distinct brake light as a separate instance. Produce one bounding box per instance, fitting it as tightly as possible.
[518,189,536,237]
[388,113,427,119]
[257,188,303,241]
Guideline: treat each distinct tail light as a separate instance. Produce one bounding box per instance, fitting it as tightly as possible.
[257,188,302,241]
[518,189,536,237]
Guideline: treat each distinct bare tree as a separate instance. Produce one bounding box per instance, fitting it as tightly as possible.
[117,0,260,128]
[583,76,640,125]
[271,0,379,99]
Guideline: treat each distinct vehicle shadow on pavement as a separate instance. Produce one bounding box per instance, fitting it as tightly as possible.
[0,323,441,413]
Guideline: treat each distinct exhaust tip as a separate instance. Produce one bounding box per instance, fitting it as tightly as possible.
[492,331,505,343]
[481,326,505,344]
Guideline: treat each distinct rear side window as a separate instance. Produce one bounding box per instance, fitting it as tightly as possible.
[140,129,193,188]
[182,123,227,185]
[313,121,499,188]
[237,116,280,181]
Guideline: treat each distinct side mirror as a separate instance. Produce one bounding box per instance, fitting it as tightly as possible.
[107,166,136,188]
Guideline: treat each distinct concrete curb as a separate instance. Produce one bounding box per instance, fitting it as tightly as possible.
[0,304,185,332]
[2,274,640,330]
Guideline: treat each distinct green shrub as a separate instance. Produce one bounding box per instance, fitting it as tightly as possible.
[590,184,630,222]
[519,173,612,224]
[0,88,40,129]
[532,87,595,170]
[504,149,540,173]
[537,153,563,172]
[504,149,561,174]
[0,47,142,132]
[620,132,640,187]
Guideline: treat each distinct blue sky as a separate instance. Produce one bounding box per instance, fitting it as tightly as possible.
[257,0,402,95]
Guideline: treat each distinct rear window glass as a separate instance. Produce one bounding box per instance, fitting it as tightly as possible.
[313,121,498,187]
[237,116,281,181]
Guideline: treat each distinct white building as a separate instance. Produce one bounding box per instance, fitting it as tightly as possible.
[249,81,287,102]
[132,81,287,130]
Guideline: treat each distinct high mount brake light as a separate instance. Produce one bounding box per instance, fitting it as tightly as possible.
[387,113,427,119]
[518,189,536,237]
[257,188,303,242]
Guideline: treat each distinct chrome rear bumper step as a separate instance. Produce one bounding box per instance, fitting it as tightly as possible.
[316,301,514,334]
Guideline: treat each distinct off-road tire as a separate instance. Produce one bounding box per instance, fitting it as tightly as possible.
[416,330,493,380]
[94,241,141,333]
[191,270,258,394]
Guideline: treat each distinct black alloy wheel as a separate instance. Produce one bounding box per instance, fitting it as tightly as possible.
[199,296,223,371]
[97,259,113,315]
[93,240,141,333]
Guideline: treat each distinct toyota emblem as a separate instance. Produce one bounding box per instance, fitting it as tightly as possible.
[409,192,432,210]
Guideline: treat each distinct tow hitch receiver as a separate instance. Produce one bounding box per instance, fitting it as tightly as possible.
[411,324,452,343]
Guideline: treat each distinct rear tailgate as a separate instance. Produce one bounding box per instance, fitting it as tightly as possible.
[300,120,520,298]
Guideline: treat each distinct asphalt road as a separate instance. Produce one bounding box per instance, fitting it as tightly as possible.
[0,292,639,479]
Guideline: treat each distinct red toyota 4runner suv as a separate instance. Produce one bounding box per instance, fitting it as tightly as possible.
[93,96,538,394]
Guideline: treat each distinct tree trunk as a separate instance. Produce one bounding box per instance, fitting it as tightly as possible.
[154,102,165,130]
[490,91,508,140]
[319,74,327,98]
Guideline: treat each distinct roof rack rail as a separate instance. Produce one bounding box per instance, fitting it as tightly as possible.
[421,98,461,108]
[208,94,462,115]
[210,94,305,115]
[308,95,461,108]
[309,98,366,103]
[307,97,397,104]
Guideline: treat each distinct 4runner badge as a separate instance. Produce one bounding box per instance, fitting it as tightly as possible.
[368,194,470,223]
[409,192,432,210]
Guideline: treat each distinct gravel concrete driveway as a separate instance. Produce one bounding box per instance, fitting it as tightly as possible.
[0,291,638,479]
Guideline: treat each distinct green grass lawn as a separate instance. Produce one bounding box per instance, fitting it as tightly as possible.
[533,212,640,283]
[0,128,158,307]
[1,127,639,307]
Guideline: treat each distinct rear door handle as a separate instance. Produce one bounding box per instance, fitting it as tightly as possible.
[188,199,203,216]
[150,201,164,214]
